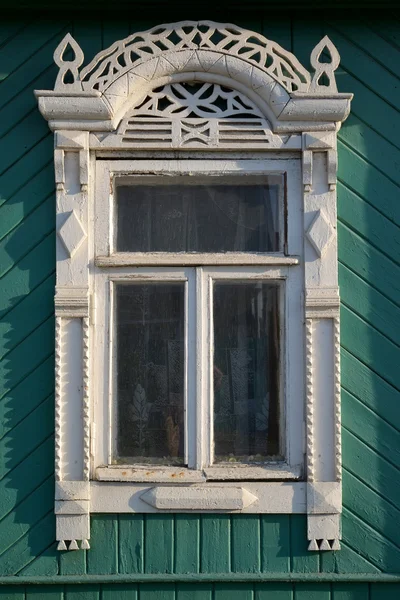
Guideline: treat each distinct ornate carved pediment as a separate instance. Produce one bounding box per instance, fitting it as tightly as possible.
[35,21,352,133]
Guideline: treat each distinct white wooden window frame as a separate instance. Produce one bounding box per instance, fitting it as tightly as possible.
[93,158,304,484]
[34,20,352,552]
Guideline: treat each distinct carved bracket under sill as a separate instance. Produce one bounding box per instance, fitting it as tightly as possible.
[140,486,258,511]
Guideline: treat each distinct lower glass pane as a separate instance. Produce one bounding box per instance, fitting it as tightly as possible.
[116,283,185,465]
[213,281,281,463]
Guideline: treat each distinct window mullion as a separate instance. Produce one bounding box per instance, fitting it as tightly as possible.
[186,267,198,469]
[193,266,210,470]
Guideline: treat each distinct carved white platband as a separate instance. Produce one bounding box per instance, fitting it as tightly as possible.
[34,20,351,553]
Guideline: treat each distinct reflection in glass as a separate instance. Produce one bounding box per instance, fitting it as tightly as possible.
[116,283,184,464]
[213,282,281,463]
[116,175,283,253]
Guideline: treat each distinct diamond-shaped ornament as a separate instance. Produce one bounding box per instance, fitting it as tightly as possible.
[306,209,334,257]
[58,210,86,258]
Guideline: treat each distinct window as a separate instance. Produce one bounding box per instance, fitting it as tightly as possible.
[36,21,352,551]
[93,160,303,484]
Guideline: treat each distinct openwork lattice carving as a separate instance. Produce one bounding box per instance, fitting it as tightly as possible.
[79,21,310,93]
[115,82,279,148]
[130,82,264,119]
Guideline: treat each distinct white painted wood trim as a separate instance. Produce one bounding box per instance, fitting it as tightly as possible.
[34,23,351,551]
[95,254,300,267]
[96,463,302,482]
[90,481,307,514]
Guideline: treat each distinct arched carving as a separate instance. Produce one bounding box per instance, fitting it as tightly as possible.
[79,21,310,94]
[111,81,278,149]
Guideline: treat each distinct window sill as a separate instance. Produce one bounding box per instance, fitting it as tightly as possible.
[96,463,302,483]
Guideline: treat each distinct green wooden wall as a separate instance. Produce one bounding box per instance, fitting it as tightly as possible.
[0,9,400,598]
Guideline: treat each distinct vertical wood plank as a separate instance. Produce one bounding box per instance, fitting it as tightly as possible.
[176,583,212,600]
[200,515,230,573]
[139,584,175,600]
[332,584,369,600]
[294,583,330,599]
[64,585,100,600]
[0,587,25,600]
[290,515,319,573]
[59,550,86,576]
[255,583,293,600]
[370,584,400,599]
[261,515,290,572]
[231,515,260,573]
[25,587,63,600]
[87,516,117,575]
[174,515,200,574]
[118,514,144,574]
[144,515,174,574]
[214,583,253,600]
[101,583,138,599]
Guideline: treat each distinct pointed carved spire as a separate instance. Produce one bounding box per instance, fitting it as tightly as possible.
[310,36,340,94]
[54,33,84,91]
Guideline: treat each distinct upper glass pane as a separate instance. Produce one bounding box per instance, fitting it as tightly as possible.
[116,283,185,465]
[115,175,284,253]
[213,281,281,463]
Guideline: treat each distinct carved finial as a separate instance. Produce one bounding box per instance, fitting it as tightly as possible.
[310,36,340,94]
[54,33,84,91]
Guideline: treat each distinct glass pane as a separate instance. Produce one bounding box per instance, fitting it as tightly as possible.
[116,283,185,465]
[213,282,281,463]
[116,175,283,253]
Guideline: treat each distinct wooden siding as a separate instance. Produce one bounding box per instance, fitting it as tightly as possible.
[0,11,400,596]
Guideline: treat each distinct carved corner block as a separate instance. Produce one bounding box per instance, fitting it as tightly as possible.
[55,481,91,551]
[56,514,90,551]
[307,514,341,551]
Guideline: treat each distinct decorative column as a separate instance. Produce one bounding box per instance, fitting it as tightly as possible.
[303,129,342,551]
[53,130,91,551]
